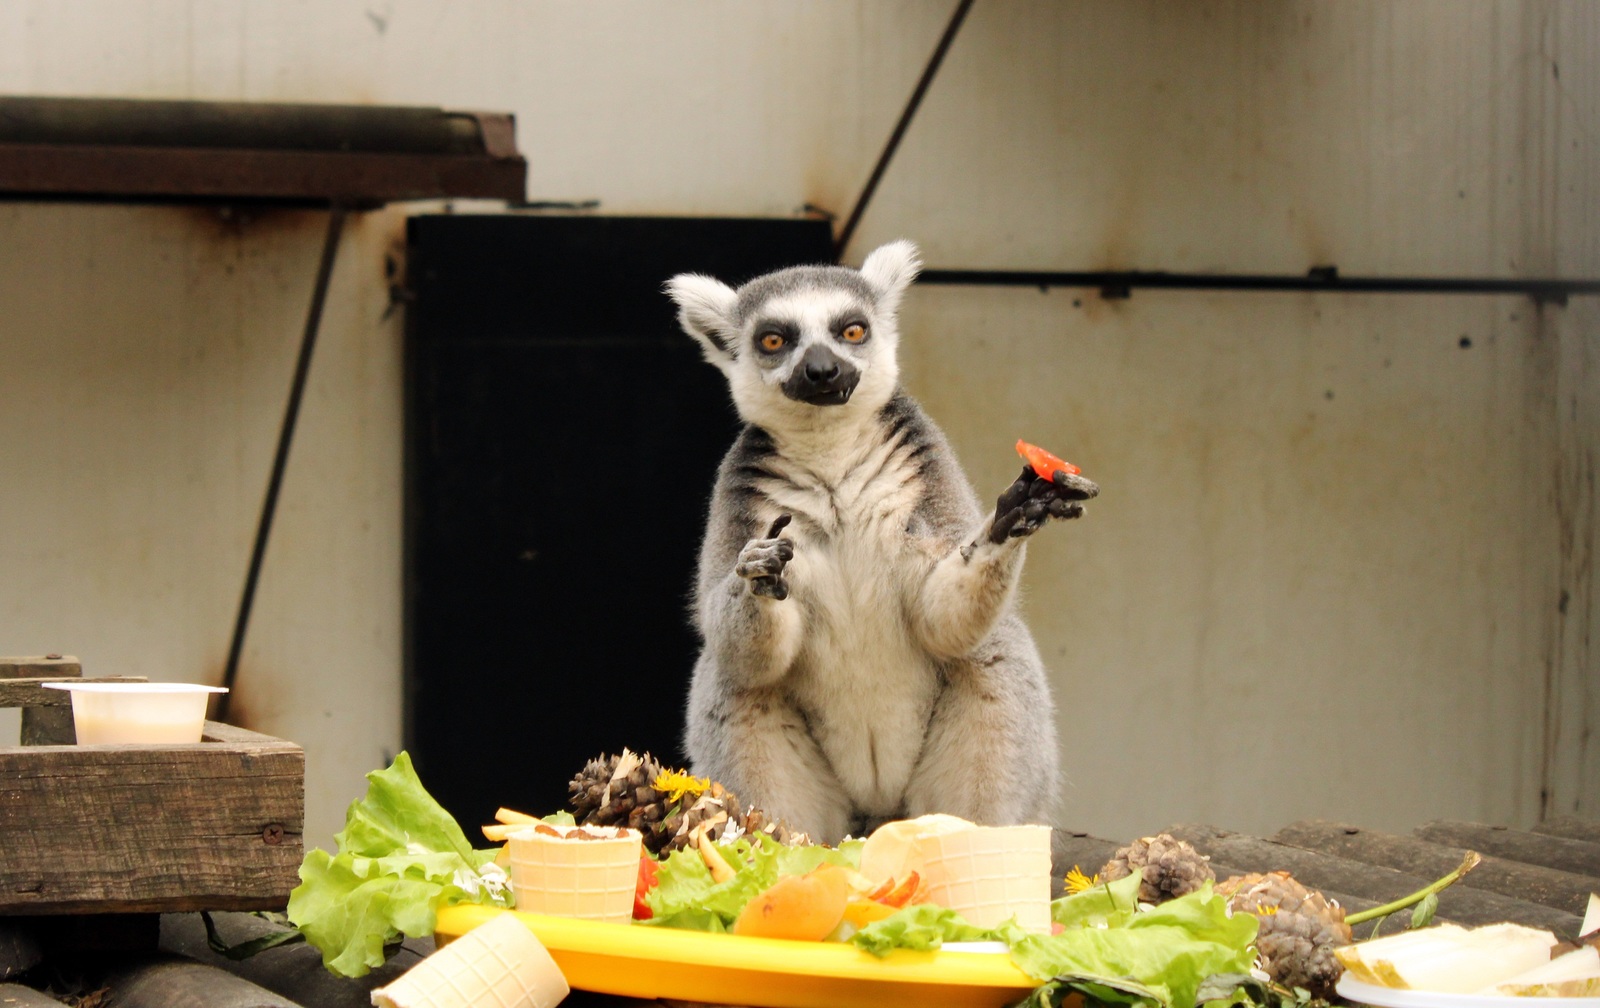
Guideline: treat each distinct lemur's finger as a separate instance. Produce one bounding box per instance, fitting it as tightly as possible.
[765,514,793,539]
[989,506,1025,544]
[751,576,789,601]
[776,540,794,561]
[1046,497,1084,519]
[996,468,1034,513]
[1052,472,1100,499]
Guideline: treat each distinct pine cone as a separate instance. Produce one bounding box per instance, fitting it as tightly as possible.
[568,749,675,853]
[1217,871,1353,998]
[568,749,810,855]
[660,780,742,852]
[1100,834,1216,904]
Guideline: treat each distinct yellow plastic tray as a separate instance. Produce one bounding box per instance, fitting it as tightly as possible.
[435,904,1041,1008]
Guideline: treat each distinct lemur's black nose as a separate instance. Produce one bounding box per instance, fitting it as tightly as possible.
[782,344,861,406]
[805,358,840,382]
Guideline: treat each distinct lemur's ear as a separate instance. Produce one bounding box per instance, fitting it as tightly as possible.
[858,240,922,315]
[666,273,739,365]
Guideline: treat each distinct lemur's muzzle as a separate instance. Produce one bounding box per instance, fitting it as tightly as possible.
[782,345,861,406]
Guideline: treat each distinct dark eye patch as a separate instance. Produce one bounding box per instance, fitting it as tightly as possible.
[832,314,870,344]
[751,319,799,355]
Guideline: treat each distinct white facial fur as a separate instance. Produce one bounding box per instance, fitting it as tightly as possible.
[667,240,922,435]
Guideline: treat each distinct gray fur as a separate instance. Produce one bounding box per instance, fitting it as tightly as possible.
[666,240,1086,843]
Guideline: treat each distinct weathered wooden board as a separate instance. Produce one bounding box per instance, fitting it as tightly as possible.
[0,722,303,914]
[1276,819,1599,918]
[1165,822,1592,933]
[0,677,145,709]
[0,656,80,746]
[1416,820,1600,879]
[1533,816,1600,846]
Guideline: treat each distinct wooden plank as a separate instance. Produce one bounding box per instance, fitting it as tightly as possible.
[0,733,303,914]
[1049,831,1123,883]
[1416,820,1600,878]
[1159,824,1442,924]
[0,144,525,206]
[1275,819,1599,918]
[0,676,147,709]
[0,656,80,747]
[1164,823,1592,933]
[199,722,296,748]
[1534,816,1600,845]
[0,656,82,678]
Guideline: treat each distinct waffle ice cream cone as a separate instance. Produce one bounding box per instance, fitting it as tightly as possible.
[918,823,1052,931]
[862,817,1053,933]
[507,824,643,924]
[370,913,568,1008]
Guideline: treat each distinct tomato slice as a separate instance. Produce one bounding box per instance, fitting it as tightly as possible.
[1015,439,1081,480]
[634,854,660,919]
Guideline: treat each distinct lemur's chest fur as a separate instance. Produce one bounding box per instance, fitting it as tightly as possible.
[752,422,948,814]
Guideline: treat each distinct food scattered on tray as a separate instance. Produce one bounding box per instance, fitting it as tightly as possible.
[279,749,1598,1008]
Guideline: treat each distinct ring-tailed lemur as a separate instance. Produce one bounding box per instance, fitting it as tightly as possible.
[666,240,1097,844]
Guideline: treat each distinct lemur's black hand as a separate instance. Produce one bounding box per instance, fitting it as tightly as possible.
[737,513,795,599]
[989,466,1098,544]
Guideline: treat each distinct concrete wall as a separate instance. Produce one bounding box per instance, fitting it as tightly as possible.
[1,1,1593,848]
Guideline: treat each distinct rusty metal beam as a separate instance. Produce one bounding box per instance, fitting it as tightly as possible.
[0,97,525,206]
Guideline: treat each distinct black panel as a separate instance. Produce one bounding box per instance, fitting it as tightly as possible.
[405,215,834,831]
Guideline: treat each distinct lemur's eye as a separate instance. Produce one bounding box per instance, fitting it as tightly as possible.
[841,323,867,343]
[759,332,787,353]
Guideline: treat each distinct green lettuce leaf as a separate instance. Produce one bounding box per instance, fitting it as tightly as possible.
[1008,883,1260,1008]
[848,904,996,956]
[286,752,513,977]
[1052,871,1144,929]
[331,751,482,863]
[642,833,862,931]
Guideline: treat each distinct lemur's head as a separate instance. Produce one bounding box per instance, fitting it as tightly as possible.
[666,240,921,429]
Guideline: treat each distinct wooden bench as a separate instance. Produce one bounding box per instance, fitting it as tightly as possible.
[0,655,304,916]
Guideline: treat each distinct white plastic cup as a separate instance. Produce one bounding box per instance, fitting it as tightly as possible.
[41,682,228,744]
[506,824,642,924]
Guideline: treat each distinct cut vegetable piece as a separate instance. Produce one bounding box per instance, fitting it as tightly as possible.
[1490,946,1600,997]
[859,814,974,887]
[1014,439,1081,481]
[733,866,851,941]
[496,807,539,824]
[1334,923,1560,993]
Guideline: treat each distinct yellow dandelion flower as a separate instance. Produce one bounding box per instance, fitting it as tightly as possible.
[1254,904,1280,916]
[1064,865,1100,894]
[652,769,710,804]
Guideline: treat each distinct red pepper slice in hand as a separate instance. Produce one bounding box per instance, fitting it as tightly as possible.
[1015,439,1081,481]
[634,854,660,920]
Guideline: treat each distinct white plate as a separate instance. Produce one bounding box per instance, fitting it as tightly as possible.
[1338,976,1600,1008]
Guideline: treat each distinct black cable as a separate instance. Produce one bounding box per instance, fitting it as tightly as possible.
[834,0,975,262]
[216,204,347,722]
[917,268,1598,305]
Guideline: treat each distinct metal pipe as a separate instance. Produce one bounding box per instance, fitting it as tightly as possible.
[834,0,975,261]
[917,268,1598,304]
[216,204,347,722]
